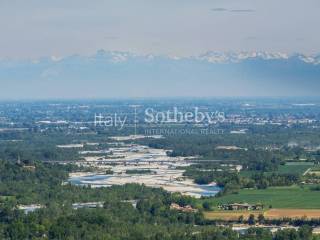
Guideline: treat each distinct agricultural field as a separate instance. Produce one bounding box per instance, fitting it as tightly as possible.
[265,209,320,220]
[204,210,263,221]
[277,162,314,175]
[239,162,314,178]
[206,186,320,209]
[204,209,320,221]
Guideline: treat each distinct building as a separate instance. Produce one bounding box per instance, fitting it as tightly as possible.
[17,204,44,214]
[121,200,138,208]
[72,202,104,210]
[219,203,264,211]
[170,203,198,213]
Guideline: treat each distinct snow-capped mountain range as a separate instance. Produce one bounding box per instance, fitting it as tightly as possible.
[57,50,319,64]
[0,50,319,99]
[43,50,320,65]
[1,50,319,65]
[196,51,320,64]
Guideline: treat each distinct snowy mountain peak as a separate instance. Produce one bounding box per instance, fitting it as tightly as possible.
[195,51,320,64]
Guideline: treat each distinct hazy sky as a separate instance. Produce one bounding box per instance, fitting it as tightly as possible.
[1,0,320,59]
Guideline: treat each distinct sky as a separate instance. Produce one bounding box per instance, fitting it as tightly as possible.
[0,0,319,99]
[1,0,320,59]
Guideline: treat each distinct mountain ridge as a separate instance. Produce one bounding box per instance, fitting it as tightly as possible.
[2,50,320,65]
[0,50,319,99]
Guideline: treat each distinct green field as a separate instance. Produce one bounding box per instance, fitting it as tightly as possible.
[240,162,313,177]
[206,186,320,209]
[276,163,312,175]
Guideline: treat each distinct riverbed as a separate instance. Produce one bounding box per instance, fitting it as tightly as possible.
[69,172,222,198]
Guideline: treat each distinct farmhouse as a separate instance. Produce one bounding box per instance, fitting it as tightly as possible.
[170,203,198,213]
[219,203,263,211]
[23,165,36,171]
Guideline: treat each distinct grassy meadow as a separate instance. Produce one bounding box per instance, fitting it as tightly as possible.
[205,186,320,209]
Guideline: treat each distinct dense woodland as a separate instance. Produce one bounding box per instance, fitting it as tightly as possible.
[0,160,319,239]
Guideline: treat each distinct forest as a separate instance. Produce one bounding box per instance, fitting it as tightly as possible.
[0,159,319,240]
